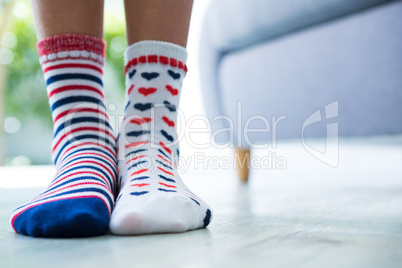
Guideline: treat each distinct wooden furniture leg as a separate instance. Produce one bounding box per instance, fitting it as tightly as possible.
[235,148,250,183]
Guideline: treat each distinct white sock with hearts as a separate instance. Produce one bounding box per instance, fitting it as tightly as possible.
[109,40,212,235]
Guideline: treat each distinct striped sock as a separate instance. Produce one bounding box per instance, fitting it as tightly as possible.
[9,34,116,238]
[109,40,212,235]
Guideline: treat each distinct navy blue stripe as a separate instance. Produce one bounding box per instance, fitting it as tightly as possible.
[189,197,200,205]
[158,149,170,160]
[59,155,115,178]
[125,149,147,158]
[54,116,112,138]
[127,160,147,171]
[59,155,115,173]
[158,188,176,193]
[156,160,172,170]
[51,164,112,188]
[42,175,108,196]
[126,130,150,137]
[130,191,148,196]
[62,147,116,166]
[46,73,102,86]
[53,162,113,188]
[130,176,149,181]
[158,174,175,183]
[54,134,114,164]
[51,96,105,112]
[124,101,131,112]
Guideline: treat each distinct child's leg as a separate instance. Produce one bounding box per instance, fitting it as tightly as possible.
[109,0,212,235]
[31,0,104,39]
[123,0,193,47]
[10,0,116,238]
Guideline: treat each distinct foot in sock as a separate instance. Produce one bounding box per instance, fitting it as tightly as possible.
[9,34,116,238]
[109,40,212,235]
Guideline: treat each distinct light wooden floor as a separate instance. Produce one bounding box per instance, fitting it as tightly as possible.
[1,139,402,268]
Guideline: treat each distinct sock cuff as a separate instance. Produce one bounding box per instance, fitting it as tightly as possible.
[124,40,188,74]
[37,33,106,65]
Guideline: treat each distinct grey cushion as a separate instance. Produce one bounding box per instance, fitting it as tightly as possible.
[206,0,395,51]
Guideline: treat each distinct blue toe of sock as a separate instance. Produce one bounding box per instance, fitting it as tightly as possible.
[13,198,110,238]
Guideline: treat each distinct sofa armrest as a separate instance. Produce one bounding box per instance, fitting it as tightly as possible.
[199,15,230,144]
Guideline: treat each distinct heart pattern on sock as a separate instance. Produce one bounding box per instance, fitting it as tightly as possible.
[134,103,153,112]
[164,100,176,112]
[166,85,179,96]
[161,129,174,142]
[162,116,175,127]
[130,117,152,125]
[128,69,136,79]
[110,42,212,235]
[141,72,159,81]
[138,87,157,96]
[167,70,180,80]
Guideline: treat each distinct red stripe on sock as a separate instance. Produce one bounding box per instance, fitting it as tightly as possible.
[130,168,148,176]
[33,182,112,202]
[123,55,187,75]
[170,58,177,67]
[62,160,115,180]
[53,107,108,124]
[130,183,149,187]
[55,140,117,164]
[52,126,115,153]
[186,191,201,202]
[131,58,138,66]
[125,58,138,74]
[125,155,146,165]
[125,141,148,148]
[49,170,110,189]
[159,56,169,65]
[43,63,103,74]
[37,34,105,57]
[148,55,158,63]
[48,85,104,98]
[158,182,176,188]
[58,142,116,167]
[130,117,152,125]
[159,141,172,154]
[139,56,146,63]
[56,161,114,185]
[157,167,173,176]
[62,151,116,169]
[158,154,172,165]
[127,84,134,95]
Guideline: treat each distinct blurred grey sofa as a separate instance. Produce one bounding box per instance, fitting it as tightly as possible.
[199,0,402,149]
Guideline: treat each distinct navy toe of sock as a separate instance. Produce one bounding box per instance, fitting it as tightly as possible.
[12,198,109,238]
